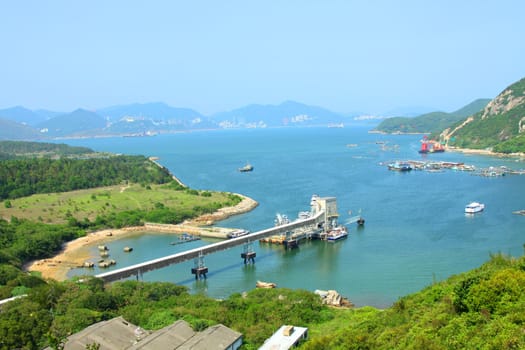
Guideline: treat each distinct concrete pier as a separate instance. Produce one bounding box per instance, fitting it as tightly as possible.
[96,196,344,283]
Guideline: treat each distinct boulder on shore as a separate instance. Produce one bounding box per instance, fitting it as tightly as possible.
[256,280,277,289]
[315,289,354,307]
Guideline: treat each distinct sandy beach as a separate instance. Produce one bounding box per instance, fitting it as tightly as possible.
[26,194,258,281]
[446,146,525,158]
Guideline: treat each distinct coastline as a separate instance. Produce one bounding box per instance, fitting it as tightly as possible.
[25,194,258,281]
[445,146,525,158]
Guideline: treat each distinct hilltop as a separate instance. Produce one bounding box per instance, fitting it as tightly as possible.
[372,99,491,134]
[440,77,525,154]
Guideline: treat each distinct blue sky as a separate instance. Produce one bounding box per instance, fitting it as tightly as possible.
[1,1,524,115]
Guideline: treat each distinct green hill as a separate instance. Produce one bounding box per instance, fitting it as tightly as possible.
[302,253,525,349]
[442,78,525,153]
[373,99,490,134]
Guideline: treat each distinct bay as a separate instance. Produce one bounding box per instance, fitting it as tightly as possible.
[63,126,525,308]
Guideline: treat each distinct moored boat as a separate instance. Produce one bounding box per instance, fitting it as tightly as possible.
[465,202,485,214]
[239,163,254,172]
[388,161,412,171]
[419,136,445,153]
[326,226,348,241]
[227,229,250,239]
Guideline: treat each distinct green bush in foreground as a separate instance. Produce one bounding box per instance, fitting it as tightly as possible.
[1,253,524,349]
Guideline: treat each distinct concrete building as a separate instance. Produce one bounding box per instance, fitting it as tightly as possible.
[259,325,308,350]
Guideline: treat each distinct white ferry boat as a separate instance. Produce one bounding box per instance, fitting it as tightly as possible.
[326,226,348,241]
[465,202,485,214]
[227,229,250,239]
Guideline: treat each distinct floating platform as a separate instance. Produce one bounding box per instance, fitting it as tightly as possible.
[241,251,256,264]
[191,266,208,279]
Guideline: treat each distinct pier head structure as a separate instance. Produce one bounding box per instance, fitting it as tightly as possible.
[314,195,340,233]
[96,195,351,283]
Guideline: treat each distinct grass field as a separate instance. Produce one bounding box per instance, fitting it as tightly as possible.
[0,183,238,224]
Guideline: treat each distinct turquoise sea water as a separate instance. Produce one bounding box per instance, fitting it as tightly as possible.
[63,126,525,308]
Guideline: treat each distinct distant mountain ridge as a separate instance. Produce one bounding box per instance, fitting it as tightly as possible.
[0,100,356,140]
[0,106,52,126]
[2,88,521,144]
[211,100,347,128]
[0,117,43,140]
[372,99,491,134]
[441,77,525,153]
[97,102,203,122]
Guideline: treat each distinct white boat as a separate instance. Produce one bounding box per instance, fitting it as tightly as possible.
[326,226,348,241]
[238,163,254,172]
[465,202,485,214]
[227,229,250,238]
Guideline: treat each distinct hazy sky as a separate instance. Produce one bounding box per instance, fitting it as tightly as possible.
[1,1,524,115]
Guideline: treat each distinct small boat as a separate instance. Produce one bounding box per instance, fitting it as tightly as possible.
[227,229,250,239]
[326,226,349,241]
[328,123,344,128]
[465,202,485,214]
[388,162,412,171]
[239,163,254,172]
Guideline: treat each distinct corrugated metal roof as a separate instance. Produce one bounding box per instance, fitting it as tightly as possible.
[46,316,242,350]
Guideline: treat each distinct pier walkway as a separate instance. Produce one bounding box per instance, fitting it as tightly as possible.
[96,209,327,283]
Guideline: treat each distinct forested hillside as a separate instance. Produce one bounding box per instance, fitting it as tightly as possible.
[0,155,173,200]
[302,252,525,349]
[0,141,93,159]
[373,99,490,134]
[441,77,525,153]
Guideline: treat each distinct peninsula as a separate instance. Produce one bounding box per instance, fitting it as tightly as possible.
[26,194,258,281]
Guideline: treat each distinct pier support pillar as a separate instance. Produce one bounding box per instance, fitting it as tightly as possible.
[284,231,299,249]
[135,268,143,281]
[241,241,256,264]
[191,252,208,279]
